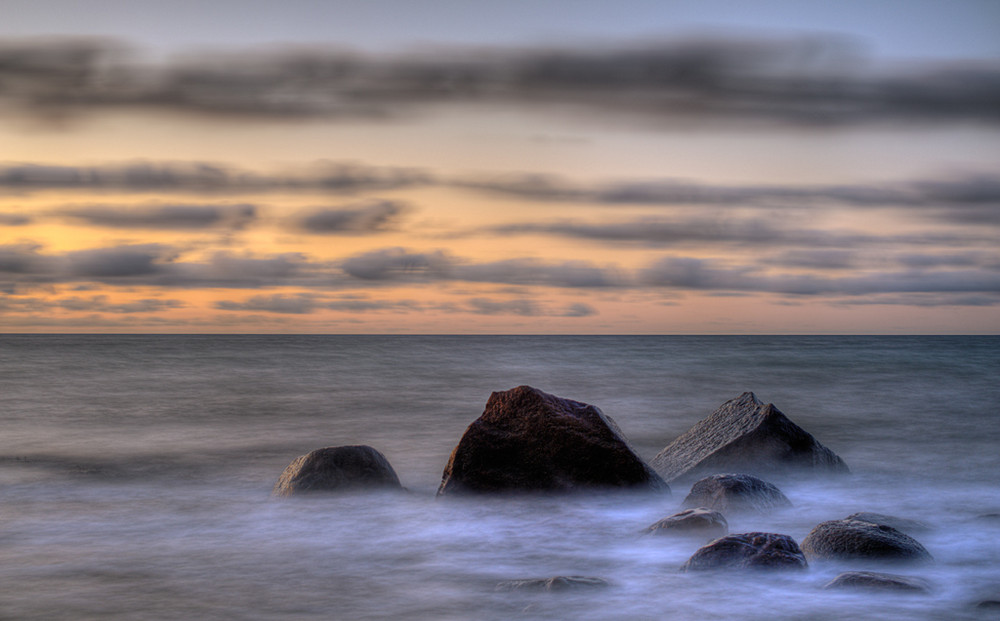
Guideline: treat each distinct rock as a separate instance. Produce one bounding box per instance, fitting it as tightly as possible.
[644,507,728,540]
[273,445,402,496]
[845,512,930,535]
[800,519,933,564]
[682,473,791,515]
[975,600,1000,610]
[824,571,931,593]
[681,532,807,571]
[496,576,610,592]
[651,392,848,483]
[437,386,669,496]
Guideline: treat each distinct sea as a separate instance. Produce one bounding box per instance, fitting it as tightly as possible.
[0,335,998,620]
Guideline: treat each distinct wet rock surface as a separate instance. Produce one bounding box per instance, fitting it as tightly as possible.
[823,571,931,593]
[681,532,807,571]
[845,512,931,535]
[682,473,792,515]
[644,507,728,540]
[652,392,848,483]
[801,519,933,564]
[273,445,402,496]
[437,385,669,496]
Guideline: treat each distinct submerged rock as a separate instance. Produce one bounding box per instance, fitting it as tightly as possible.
[845,512,931,535]
[644,507,728,540]
[651,392,848,483]
[824,571,931,593]
[681,532,807,571]
[273,445,402,496]
[800,519,933,564]
[682,473,791,515]
[496,576,610,592]
[437,386,669,496]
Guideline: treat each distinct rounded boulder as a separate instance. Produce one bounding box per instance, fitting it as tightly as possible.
[800,519,933,564]
[273,445,402,496]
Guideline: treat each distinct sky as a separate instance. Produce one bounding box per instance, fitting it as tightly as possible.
[1,0,999,333]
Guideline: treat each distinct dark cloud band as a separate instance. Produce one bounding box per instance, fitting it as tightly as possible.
[2,36,999,126]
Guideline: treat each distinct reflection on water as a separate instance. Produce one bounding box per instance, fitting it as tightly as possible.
[1,336,998,619]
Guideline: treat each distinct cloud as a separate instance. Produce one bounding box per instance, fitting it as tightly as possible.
[488,216,992,249]
[294,200,406,233]
[458,172,1000,212]
[464,297,598,317]
[65,244,174,278]
[2,35,999,126]
[339,247,624,287]
[0,213,32,225]
[0,160,430,195]
[641,255,1000,297]
[214,292,422,314]
[56,295,184,313]
[215,293,320,314]
[54,203,256,230]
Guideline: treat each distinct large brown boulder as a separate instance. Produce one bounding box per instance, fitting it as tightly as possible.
[651,392,849,483]
[273,445,402,496]
[682,473,792,515]
[437,386,669,496]
[681,532,807,571]
[800,519,933,564]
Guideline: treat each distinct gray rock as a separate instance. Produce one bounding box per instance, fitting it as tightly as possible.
[496,576,610,592]
[845,512,930,535]
[801,519,933,564]
[273,445,402,496]
[644,507,728,540]
[824,571,931,593]
[682,473,791,515]
[437,386,669,496]
[681,532,807,571]
[652,392,848,483]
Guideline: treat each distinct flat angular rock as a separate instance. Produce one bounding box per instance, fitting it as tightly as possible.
[801,519,933,564]
[437,386,669,496]
[652,392,848,483]
[682,473,791,515]
[824,571,931,593]
[495,576,610,592]
[273,445,402,496]
[644,507,728,540]
[681,532,807,571]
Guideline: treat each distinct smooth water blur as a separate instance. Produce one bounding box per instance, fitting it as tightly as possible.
[1,335,998,619]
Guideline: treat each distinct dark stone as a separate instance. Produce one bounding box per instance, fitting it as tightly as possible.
[651,392,848,483]
[845,512,931,535]
[824,571,931,593]
[975,600,1000,609]
[496,576,610,592]
[437,386,669,496]
[682,473,792,515]
[273,445,402,496]
[800,519,933,564]
[644,507,728,540]
[681,532,807,571]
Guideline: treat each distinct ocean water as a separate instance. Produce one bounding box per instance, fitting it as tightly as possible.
[0,335,998,620]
